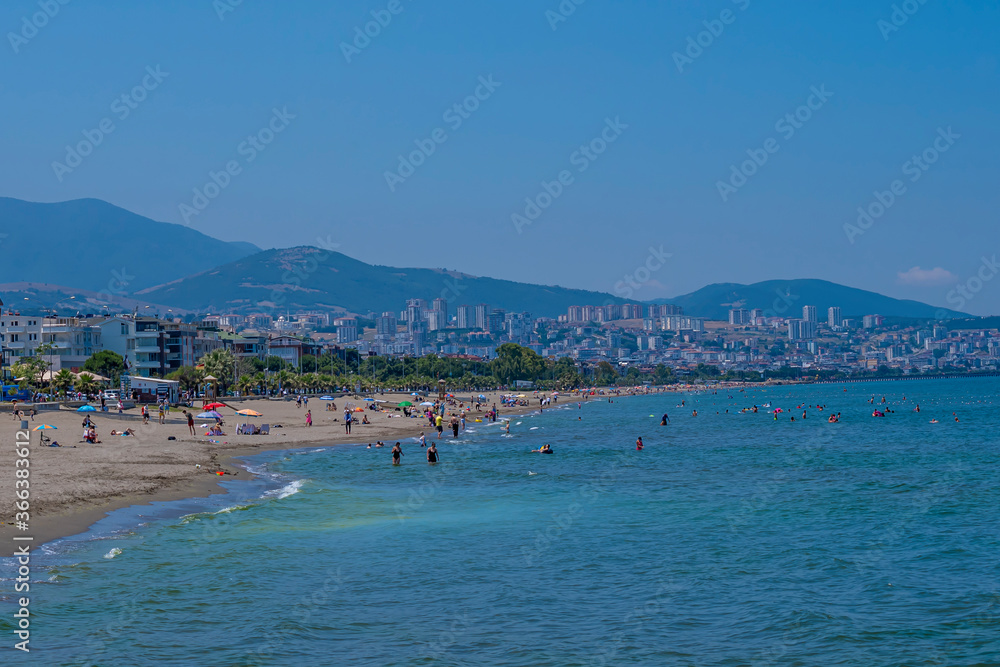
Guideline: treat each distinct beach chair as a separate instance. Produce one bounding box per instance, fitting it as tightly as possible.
[260,424,270,435]
[237,424,246,435]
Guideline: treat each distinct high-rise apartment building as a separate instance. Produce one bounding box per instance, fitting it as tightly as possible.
[827,306,842,328]
[455,306,473,329]
[803,305,818,323]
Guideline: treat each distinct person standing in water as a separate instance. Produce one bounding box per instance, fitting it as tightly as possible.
[392,442,403,465]
[636,437,644,451]
[660,413,670,426]
[427,442,438,464]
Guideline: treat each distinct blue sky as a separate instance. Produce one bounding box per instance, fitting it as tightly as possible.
[2,0,999,314]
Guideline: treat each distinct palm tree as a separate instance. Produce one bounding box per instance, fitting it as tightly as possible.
[201,349,236,390]
[52,369,75,397]
[76,373,99,398]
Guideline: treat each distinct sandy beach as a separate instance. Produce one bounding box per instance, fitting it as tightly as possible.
[0,389,594,555]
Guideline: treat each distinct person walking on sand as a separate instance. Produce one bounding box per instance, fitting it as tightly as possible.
[158,400,165,424]
[183,410,195,436]
[344,409,352,434]
[392,441,403,465]
[427,442,438,464]
[141,404,149,424]
[306,409,312,427]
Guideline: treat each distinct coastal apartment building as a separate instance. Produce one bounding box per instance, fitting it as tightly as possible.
[0,315,101,373]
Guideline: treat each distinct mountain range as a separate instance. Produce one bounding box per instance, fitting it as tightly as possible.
[0,197,258,292]
[661,279,967,320]
[0,198,972,321]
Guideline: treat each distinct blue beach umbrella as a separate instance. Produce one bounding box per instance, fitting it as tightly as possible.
[319,396,336,401]
[197,410,223,419]
[363,397,375,402]
[77,405,97,412]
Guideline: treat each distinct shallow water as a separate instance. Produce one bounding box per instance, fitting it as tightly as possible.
[3,378,1000,666]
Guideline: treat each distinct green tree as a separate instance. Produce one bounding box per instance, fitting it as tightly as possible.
[83,350,126,383]
[76,372,99,396]
[594,361,618,386]
[52,369,75,396]
[201,349,237,389]
[166,366,205,392]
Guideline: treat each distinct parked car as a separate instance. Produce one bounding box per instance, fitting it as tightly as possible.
[101,390,120,401]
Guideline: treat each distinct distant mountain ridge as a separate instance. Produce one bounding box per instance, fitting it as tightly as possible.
[0,197,259,292]
[0,198,968,322]
[137,246,629,318]
[659,279,968,320]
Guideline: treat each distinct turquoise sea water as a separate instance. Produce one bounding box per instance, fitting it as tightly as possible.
[3,378,1000,666]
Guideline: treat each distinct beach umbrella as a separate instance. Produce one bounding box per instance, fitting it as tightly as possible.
[77,405,97,412]
[204,402,226,410]
[236,409,263,417]
[363,397,375,402]
[398,401,413,407]
[33,425,57,431]
[410,392,420,396]
[320,396,336,401]
[420,401,434,406]
[353,407,364,412]
[197,410,223,419]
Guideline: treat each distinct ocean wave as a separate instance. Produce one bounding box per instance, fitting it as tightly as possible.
[104,548,122,559]
[264,479,305,500]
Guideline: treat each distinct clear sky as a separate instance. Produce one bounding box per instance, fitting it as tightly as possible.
[2,0,999,314]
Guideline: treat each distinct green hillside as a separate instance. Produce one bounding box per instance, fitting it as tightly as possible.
[660,279,968,320]
[0,197,258,292]
[137,246,626,318]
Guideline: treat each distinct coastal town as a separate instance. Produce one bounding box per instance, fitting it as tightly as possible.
[2,292,998,392]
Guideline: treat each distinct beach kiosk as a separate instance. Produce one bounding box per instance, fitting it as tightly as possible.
[130,377,180,405]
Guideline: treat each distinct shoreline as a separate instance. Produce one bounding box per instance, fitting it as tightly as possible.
[1,390,620,556]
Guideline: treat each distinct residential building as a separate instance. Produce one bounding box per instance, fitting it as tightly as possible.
[803,305,818,323]
[455,306,473,329]
[828,306,842,328]
[729,309,751,325]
